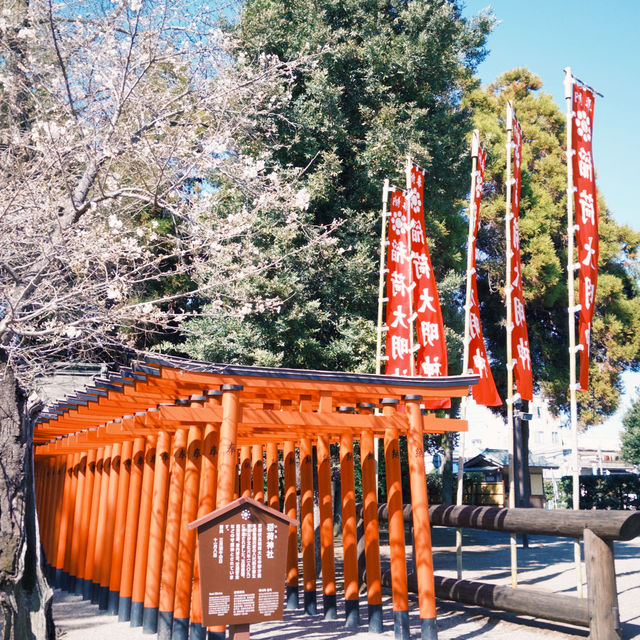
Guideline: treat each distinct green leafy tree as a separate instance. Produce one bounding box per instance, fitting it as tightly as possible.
[467,69,640,425]
[178,0,493,372]
[621,395,640,464]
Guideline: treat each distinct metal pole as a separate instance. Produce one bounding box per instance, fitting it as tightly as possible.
[505,101,518,589]
[456,130,480,579]
[564,66,584,599]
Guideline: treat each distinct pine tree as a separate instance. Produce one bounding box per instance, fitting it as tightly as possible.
[468,69,640,425]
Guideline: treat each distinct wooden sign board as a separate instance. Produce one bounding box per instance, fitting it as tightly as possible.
[188,497,296,627]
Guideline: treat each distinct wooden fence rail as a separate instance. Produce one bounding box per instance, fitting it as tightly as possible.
[372,502,639,640]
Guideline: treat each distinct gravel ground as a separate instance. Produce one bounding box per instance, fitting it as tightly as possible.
[53,528,640,640]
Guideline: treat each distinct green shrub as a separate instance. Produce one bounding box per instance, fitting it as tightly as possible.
[557,475,640,510]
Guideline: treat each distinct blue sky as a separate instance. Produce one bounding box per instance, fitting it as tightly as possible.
[463,1,639,232]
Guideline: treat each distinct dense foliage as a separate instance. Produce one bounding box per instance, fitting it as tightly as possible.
[621,397,640,464]
[557,475,640,510]
[177,0,492,373]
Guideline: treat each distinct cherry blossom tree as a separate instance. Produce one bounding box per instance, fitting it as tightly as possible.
[0,1,331,635]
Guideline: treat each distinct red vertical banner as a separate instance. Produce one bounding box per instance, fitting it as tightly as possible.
[571,84,598,390]
[509,116,533,401]
[468,146,502,406]
[409,165,449,408]
[384,190,414,376]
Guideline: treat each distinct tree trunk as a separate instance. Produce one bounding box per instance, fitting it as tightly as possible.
[0,363,54,639]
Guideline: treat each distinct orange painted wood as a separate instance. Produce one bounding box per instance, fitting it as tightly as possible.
[405,399,437,620]
[340,432,359,603]
[118,437,146,602]
[37,459,53,561]
[83,447,105,588]
[316,435,336,599]
[109,440,132,596]
[45,457,64,564]
[252,443,264,502]
[173,425,202,623]
[216,389,240,509]
[54,454,75,576]
[158,429,187,619]
[77,449,97,583]
[240,445,251,498]
[190,422,219,628]
[100,443,121,592]
[283,440,298,591]
[69,453,87,582]
[382,405,409,612]
[92,446,113,588]
[300,437,316,597]
[266,443,279,511]
[144,431,171,612]
[360,427,382,607]
[131,435,158,609]
[63,452,81,578]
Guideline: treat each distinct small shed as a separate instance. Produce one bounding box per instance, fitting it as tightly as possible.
[463,448,557,508]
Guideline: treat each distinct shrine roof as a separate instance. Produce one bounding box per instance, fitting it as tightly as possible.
[33,353,478,455]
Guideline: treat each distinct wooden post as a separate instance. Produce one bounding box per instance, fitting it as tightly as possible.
[300,435,317,615]
[266,442,279,511]
[130,434,158,627]
[240,445,252,497]
[62,452,81,591]
[340,417,359,629]
[108,440,132,613]
[99,442,122,609]
[584,528,620,640]
[382,399,410,639]
[54,453,74,588]
[84,447,105,601]
[158,429,188,640]
[193,419,220,640]
[457,129,480,579]
[118,437,145,621]
[283,439,299,610]
[210,384,242,640]
[317,390,337,620]
[172,425,202,640]
[358,403,383,633]
[68,452,87,594]
[504,101,519,590]
[252,443,264,503]
[229,623,250,640]
[143,430,172,633]
[565,66,584,599]
[405,396,438,640]
[92,445,112,603]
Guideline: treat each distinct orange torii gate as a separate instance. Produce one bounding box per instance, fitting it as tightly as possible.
[33,354,477,640]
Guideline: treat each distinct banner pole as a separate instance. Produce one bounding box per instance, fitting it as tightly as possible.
[564,66,584,599]
[406,157,415,377]
[505,101,518,589]
[456,130,479,579]
[376,179,391,377]
[375,179,391,488]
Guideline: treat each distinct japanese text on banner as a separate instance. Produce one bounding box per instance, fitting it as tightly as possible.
[571,83,598,391]
[510,116,533,401]
[468,145,501,406]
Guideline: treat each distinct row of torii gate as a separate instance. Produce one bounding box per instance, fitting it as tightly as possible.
[33,354,477,639]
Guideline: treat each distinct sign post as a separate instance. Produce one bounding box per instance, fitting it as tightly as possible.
[188,496,297,639]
